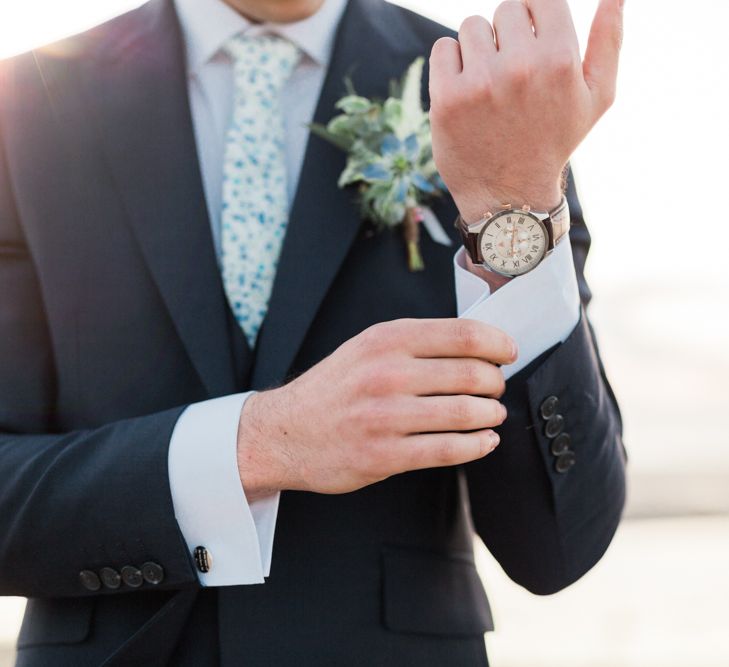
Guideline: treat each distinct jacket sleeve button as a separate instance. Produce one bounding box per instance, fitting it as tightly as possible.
[550,432,572,456]
[540,395,559,420]
[99,567,121,589]
[555,450,577,473]
[141,561,165,585]
[544,413,565,439]
[79,570,102,592]
[121,566,144,588]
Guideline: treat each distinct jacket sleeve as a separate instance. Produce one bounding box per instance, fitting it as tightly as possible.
[0,130,199,599]
[464,171,627,595]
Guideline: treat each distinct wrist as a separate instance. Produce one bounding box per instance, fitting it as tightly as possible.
[454,181,563,224]
[236,390,290,501]
[464,252,512,292]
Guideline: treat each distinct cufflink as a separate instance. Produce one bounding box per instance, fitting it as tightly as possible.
[194,546,213,573]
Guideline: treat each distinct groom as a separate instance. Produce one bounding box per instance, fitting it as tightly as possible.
[0,0,626,664]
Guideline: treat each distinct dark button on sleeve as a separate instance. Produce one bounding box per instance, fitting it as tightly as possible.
[100,567,121,590]
[141,562,165,585]
[121,566,144,588]
[550,432,572,456]
[79,570,101,592]
[194,546,213,574]
[544,413,565,439]
[540,395,559,420]
[555,450,577,473]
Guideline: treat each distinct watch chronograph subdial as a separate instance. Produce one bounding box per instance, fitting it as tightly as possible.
[478,212,548,277]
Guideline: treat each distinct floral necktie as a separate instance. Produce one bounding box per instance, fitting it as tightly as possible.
[220,34,301,348]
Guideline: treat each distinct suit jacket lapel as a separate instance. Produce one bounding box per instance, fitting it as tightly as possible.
[84,0,248,397]
[251,0,426,389]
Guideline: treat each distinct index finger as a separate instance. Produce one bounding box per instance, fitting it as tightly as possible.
[392,318,518,365]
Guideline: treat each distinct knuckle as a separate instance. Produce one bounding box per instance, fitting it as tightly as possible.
[453,320,480,354]
[594,85,616,113]
[503,59,533,86]
[460,14,489,34]
[494,0,519,17]
[356,323,383,353]
[603,84,618,108]
[357,364,391,396]
[487,365,506,397]
[495,369,507,397]
[612,24,625,52]
[432,35,458,55]
[549,50,579,78]
[358,320,399,353]
[435,438,458,465]
[490,327,512,358]
[354,399,392,435]
[464,77,494,103]
[453,398,476,426]
[459,361,482,391]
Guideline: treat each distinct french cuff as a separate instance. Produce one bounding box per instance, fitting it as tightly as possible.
[454,238,581,380]
[168,392,280,586]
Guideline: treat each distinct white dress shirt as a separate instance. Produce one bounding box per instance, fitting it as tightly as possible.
[168,0,581,587]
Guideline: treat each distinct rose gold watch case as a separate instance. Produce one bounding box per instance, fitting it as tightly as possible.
[475,209,550,278]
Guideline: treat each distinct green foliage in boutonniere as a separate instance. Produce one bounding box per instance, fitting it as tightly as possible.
[310,57,447,271]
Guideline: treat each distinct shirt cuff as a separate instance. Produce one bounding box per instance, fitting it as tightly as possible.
[168,392,280,586]
[454,239,580,379]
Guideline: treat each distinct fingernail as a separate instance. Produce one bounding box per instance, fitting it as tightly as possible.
[490,432,500,449]
[510,341,519,362]
[500,403,508,421]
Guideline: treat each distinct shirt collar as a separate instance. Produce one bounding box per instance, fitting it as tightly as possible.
[174,0,349,73]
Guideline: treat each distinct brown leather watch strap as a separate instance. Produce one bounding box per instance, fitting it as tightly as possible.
[455,216,481,263]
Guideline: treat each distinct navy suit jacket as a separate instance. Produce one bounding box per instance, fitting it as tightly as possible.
[0,0,626,664]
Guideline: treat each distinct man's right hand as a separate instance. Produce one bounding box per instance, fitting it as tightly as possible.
[236,319,517,498]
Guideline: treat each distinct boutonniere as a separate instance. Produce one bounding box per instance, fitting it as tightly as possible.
[310,57,450,271]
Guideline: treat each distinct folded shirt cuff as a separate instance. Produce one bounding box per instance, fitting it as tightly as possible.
[454,239,581,379]
[168,392,280,586]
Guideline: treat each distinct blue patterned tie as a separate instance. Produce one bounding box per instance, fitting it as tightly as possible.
[220,34,301,347]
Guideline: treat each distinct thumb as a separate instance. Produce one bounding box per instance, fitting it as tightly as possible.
[583,0,624,111]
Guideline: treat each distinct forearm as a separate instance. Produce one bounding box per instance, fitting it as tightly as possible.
[0,408,199,598]
[465,311,626,594]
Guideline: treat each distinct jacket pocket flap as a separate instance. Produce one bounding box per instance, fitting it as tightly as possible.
[382,546,494,637]
[16,597,94,648]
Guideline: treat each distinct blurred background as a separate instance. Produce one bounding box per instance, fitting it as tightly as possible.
[1,0,728,665]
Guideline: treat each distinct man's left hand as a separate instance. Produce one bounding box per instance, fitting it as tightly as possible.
[429,0,624,222]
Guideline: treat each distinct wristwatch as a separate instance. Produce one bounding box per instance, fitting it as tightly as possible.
[456,196,570,277]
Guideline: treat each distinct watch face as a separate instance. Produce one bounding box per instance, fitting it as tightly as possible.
[478,210,548,277]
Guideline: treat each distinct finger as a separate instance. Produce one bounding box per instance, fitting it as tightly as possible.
[429,36,463,99]
[458,15,497,72]
[583,0,623,109]
[400,429,500,471]
[396,395,507,434]
[391,318,516,365]
[526,0,579,46]
[492,0,535,53]
[403,358,506,398]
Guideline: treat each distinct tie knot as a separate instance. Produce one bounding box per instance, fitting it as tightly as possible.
[225,34,301,88]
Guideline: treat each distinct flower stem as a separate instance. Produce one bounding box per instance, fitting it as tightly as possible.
[403,207,425,272]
